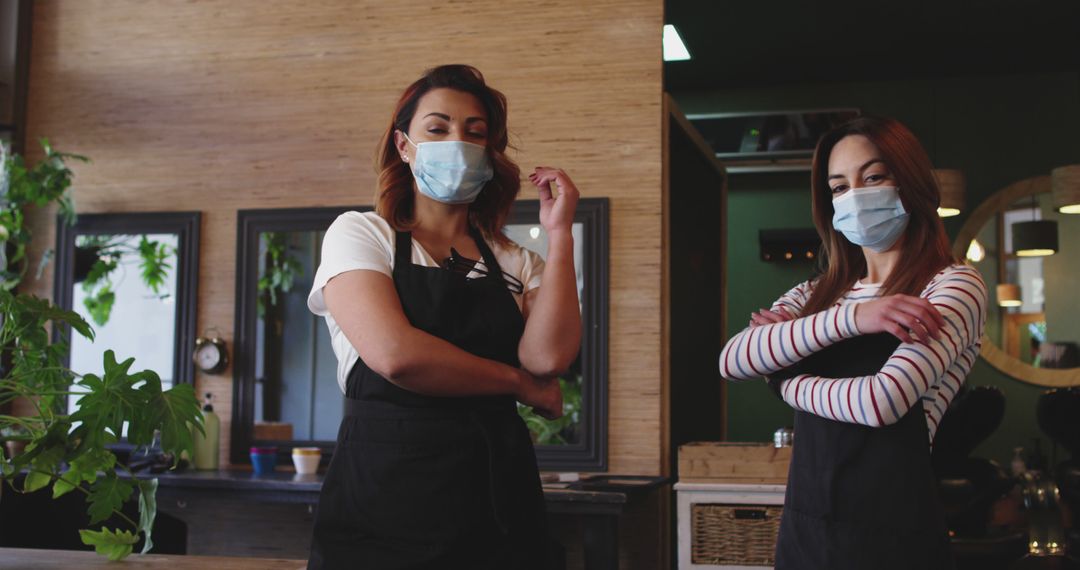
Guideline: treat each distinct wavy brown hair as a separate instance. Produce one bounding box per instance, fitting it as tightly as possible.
[374,64,518,246]
[801,115,958,315]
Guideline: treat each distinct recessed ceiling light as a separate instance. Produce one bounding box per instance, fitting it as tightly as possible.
[663,25,691,62]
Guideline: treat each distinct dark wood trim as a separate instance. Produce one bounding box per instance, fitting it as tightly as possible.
[508,198,610,471]
[53,212,201,390]
[10,0,33,155]
[231,206,370,465]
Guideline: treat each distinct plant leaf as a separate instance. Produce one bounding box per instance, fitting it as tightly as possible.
[79,527,138,562]
[137,382,203,463]
[136,478,158,554]
[70,351,144,449]
[86,472,134,525]
[54,448,114,499]
[24,443,65,492]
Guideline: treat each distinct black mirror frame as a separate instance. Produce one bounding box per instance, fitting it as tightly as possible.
[231,206,370,465]
[508,197,609,471]
[53,211,201,389]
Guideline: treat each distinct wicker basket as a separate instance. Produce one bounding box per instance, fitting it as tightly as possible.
[690,503,783,566]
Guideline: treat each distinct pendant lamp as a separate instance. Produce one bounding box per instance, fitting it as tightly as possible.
[1013,220,1058,257]
[933,169,965,217]
[1052,165,1080,214]
[1012,195,1058,257]
[997,284,1022,307]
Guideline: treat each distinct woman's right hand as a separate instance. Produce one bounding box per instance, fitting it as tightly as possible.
[515,370,564,420]
[853,294,947,344]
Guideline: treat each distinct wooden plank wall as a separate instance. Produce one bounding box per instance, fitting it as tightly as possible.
[21,2,665,475]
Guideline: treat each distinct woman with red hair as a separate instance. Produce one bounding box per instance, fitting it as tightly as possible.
[306,64,581,569]
[719,116,987,569]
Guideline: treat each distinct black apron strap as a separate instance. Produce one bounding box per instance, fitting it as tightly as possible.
[394,230,412,271]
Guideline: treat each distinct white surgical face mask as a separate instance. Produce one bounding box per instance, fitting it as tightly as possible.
[403,132,493,205]
[831,186,910,252]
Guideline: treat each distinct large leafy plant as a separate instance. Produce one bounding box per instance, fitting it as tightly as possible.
[0,141,203,560]
[0,292,203,559]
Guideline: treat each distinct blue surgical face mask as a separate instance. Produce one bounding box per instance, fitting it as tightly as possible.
[403,132,494,205]
[831,186,910,252]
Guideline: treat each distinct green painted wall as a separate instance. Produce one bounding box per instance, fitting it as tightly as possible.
[674,71,1080,466]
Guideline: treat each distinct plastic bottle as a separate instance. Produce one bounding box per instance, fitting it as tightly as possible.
[193,392,220,470]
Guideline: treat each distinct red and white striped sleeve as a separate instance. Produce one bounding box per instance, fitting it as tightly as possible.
[777,265,987,431]
[769,279,812,317]
[719,280,861,381]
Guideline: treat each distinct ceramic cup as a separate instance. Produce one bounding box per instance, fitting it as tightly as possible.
[292,447,321,475]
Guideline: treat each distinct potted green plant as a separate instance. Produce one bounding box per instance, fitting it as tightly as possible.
[0,140,204,561]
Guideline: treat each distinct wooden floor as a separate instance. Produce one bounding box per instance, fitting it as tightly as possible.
[0,548,306,569]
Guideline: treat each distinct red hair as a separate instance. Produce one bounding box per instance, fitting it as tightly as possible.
[801,116,958,315]
[374,64,517,246]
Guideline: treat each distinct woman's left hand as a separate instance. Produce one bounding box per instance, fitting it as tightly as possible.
[529,167,580,234]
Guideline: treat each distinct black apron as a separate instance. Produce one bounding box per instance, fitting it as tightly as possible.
[308,228,548,570]
[770,333,954,570]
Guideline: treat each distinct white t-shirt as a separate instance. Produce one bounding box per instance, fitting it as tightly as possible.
[307,211,546,394]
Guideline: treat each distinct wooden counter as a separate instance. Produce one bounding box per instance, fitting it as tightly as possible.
[0,547,304,569]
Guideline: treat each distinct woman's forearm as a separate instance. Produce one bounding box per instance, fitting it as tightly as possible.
[379,325,526,398]
[719,303,860,381]
[517,229,582,377]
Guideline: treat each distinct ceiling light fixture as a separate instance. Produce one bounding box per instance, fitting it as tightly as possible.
[1052,165,1080,214]
[997,283,1022,308]
[933,169,965,217]
[663,25,691,62]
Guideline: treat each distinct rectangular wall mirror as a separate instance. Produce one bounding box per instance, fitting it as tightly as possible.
[232,200,608,471]
[54,212,201,413]
[506,197,609,471]
[231,206,369,464]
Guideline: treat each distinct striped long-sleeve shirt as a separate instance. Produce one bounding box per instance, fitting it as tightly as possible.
[719,264,987,443]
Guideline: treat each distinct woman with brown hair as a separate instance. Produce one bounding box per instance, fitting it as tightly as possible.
[719,116,987,569]
[306,64,581,569]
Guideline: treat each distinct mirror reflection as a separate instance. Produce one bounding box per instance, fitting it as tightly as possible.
[54,212,200,421]
[967,192,1078,369]
[503,222,585,445]
[67,233,179,415]
[252,230,341,442]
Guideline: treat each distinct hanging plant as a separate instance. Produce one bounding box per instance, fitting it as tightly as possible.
[256,232,303,318]
[0,139,87,288]
[75,234,175,327]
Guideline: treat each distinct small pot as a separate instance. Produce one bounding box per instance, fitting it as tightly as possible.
[249,446,278,476]
[291,447,321,475]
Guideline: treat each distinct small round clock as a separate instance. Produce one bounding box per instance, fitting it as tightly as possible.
[193,335,229,374]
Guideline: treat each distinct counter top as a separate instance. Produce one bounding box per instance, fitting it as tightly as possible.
[143,469,666,506]
[0,547,304,569]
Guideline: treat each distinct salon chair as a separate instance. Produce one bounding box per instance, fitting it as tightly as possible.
[932,385,1028,569]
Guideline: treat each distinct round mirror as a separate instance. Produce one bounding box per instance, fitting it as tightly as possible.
[954,175,1080,386]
